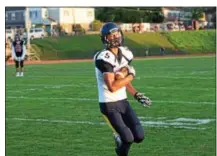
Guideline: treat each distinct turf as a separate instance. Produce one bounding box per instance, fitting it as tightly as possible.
[6,56,216,156]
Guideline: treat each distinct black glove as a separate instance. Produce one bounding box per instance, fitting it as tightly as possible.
[134,92,152,107]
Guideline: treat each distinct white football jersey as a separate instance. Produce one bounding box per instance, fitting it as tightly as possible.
[94,46,133,103]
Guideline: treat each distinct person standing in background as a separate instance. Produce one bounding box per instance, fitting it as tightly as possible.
[11,34,26,77]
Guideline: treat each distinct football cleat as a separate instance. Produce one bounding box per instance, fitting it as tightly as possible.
[16,72,20,77]
[20,72,24,77]
[114,134,122,156]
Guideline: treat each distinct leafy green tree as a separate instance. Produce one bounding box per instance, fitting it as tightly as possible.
[191,8,204,20]
[91,20,103,31]
[95,7,164,23]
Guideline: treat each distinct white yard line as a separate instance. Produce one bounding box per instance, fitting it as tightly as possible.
[6,116,215,130]
[190,71,214,75]
[6,84,215,91]
[139,76,215,80]
[6,96,216,105]
[5,55,215,66]
[9,75,215,80]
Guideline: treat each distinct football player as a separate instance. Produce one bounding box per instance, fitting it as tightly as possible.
[11,34,26,77]
[93,22,152,156]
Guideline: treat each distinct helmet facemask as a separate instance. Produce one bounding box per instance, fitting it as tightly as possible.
[104,30,123,48]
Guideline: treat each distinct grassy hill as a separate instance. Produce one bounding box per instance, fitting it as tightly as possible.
[31,30,216,60]
[31,35,103,60]
[163,30,216,53]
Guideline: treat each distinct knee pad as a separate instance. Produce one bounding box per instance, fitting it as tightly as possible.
[20,60,24,68]
[133,125,145,143]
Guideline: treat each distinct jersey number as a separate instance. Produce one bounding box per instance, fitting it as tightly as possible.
[105,53,110,59]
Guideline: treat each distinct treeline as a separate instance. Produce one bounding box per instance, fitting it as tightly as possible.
[95,7,216,24]
[95,7,164,23]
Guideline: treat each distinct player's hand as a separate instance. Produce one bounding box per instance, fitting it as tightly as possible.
[126,65,136,77]
[14,57,19,61]
[134,92,152,107]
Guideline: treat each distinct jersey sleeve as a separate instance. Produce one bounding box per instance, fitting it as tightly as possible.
[21,44,26,60]
[95,51,116,73]
[11,41,16,59]
[95,60,113,73]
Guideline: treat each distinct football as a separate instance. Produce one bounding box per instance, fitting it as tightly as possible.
[115,67,129,80]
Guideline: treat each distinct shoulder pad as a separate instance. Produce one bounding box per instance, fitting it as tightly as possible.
[96,50,116,66]
[119,46,133,61]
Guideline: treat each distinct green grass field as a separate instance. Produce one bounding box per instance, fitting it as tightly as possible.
[6,56,216,156]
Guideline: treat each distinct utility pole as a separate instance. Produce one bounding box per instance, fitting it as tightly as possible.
[25,7,31,49]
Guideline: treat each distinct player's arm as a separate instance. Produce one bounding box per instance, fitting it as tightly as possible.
[126,82,152,107]
[126,82,137,96]
[96,59,134,92]
[104,64,136,92]
[125,62,152,107]
[104,73,134,92]
[21,44,26,60]
[124,49,152,107]
[11,43,17,60]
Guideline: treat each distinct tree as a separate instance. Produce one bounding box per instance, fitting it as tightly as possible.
[91,20,103,31]
[95,7,164,23]
[211,13,216,28]
[105,14,115,22]
[191,7,204,20]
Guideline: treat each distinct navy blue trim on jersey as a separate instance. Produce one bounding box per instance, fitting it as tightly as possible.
[122,54,132,64]
[95,60,114,73]
[117,48,122,64]
[121,47,132,64]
